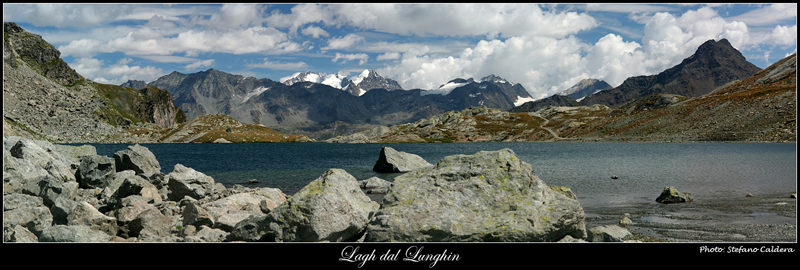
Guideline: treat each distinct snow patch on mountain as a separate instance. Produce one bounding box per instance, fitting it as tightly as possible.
[514,96,536,107]
[241,86,269,103]
[421,81,468,96]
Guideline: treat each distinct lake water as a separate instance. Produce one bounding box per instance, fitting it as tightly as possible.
[88,142,796,209]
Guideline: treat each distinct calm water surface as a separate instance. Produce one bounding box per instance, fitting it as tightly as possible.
[89,142,796,209]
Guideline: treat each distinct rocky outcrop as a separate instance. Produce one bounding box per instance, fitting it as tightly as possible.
[366,149,587,242]
[372,146,433,173]
[655,186,694,204]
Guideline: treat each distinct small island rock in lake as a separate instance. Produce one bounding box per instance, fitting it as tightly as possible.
[655,186,694,204]
[372,146,433,173]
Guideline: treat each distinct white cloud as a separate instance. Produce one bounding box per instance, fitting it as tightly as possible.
[324,4,598,39]
[185,59,215,70]
[2,3,135,28]
[247,58,310,70]
[70,57,164,85]
[301,26,330,38]
[58,26,301,57]
[332,53,368,65]
[377,52,401,61]
[728,3,797,26]
[322,33,365,51]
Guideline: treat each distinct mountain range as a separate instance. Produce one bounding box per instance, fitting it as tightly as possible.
[142,68,534,139]
[329,53,795,143]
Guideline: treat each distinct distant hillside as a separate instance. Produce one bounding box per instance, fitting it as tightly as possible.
[331,53,796,143]
[146,69,534,139]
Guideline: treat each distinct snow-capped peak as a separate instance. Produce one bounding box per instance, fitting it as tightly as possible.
[280,71,351,90]
[351,69,371,86]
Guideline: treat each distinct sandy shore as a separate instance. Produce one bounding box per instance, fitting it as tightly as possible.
[582,192,797,242]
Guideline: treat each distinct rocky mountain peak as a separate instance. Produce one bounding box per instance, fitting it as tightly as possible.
[480,74,509,84]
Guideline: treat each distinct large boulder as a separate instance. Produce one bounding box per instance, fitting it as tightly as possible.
[372,146,433,173]
[655,186,693,204]
[113,144,161,177]
[260,169,380,242]
[366,149,587,242]
[4,136,75,183]
[166,164,225,201]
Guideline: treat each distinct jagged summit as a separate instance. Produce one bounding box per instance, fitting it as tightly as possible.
[279,69,401,96]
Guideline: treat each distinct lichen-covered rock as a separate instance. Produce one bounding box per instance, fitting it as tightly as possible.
[261,169,380,242]
[655,186,693,204]
[366,148,586,242]
[372,146,432,173]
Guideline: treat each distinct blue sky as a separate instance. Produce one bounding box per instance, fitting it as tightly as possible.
[3,3,797,99]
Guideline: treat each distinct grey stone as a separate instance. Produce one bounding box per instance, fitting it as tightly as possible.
[67,201,118,236]
[113,144,161,177]
[166,164,221,201]
[655,186,693,204]
[587,225,632,242]
[182,201,215,228]
[4,224,39,242]
[262,169,379,242]
[372,146,433,173]
[76,155,116,189]
[366,149,587,242]
[3,206,53,236]
[128,208,172,239]
[39,225,114,242]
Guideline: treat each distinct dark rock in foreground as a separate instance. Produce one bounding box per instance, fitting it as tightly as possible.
[366,148,587,242]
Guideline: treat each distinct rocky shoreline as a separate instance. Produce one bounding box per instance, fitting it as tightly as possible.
[4,136,795,243]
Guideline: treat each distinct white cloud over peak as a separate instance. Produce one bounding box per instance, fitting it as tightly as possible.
[332,53,368,65]
[322,33,365,51]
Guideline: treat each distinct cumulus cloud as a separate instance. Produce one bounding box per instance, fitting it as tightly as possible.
[332,53,368,65]
[377,5,790,99]
[185,59,215,70]
[377,52,401,61]
[58,26,301,57]
[3,3,135,28]
[322,33,365,51]
[323,3,598,39]
[301,26,330,38]
[70,57,164,85]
